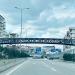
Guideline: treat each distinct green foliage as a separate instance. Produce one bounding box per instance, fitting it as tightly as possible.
[0,46,30,59]
[63,53,75,61]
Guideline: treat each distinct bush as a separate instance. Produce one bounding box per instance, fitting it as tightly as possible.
[0,46,30,59]
[63,53,75,61]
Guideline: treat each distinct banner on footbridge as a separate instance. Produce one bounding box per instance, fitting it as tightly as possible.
[0,38,74,45]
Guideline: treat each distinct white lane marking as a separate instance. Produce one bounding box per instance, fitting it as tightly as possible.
[6,60,30,75]
[41,61,57,72]
[42,61,49,68]
[51,68,56,72]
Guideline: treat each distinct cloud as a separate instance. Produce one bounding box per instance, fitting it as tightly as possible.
[1,0,75,39]
[31,0,48,6]
[37,4,75,22]
[49,5,75,21]
[11,4,75,38]
[41,26,69,38]
[33,4,75,29]
[11,21,39,37]
[5,5,75,38]
[53,6,75,19]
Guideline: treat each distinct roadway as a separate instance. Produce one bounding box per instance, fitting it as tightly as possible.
[1,58,75,75]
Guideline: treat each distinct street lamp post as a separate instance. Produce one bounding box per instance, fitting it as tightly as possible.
[15,7,30,38]
[21,8,22,38]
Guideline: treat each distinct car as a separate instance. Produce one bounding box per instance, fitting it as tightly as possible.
[33,54,42,59]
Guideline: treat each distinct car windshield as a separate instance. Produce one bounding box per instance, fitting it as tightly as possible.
[0,0,75,75]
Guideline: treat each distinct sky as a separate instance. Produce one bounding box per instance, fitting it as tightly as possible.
[0,0,75,49]
[1,0,75,49]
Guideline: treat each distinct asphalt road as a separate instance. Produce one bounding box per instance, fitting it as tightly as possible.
[1,58,75,75]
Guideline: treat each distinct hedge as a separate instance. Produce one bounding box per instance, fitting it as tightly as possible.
[63,53,75,61]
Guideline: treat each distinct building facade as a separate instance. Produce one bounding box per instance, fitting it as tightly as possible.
[0,15,6,37]
[63,27,75,54]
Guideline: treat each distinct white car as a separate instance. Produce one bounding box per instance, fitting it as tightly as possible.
[33,54,42,59]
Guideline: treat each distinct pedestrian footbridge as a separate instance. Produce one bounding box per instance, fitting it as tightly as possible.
[0,38,75,45]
